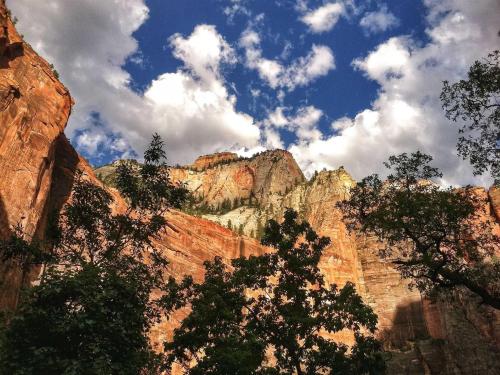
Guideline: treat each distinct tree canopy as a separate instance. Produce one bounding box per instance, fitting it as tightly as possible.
[162,209,385,374]
[339,152,500,309]
[441,50,500,183]
[0,134,187,374]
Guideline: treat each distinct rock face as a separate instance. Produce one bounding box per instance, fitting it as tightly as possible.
[490,186,500,221]
[169,149,305,208]
[191,151,239,170]
[0,0,72,309]
[95,150,500,373]
[164,159,500,373]
[1,1,500,372]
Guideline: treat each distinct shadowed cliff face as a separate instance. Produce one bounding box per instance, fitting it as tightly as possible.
[0,194,8,238]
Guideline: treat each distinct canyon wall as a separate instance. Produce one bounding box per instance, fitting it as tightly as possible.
[96,151,500,374]
[1,1,500,372]
[0,0,72,309]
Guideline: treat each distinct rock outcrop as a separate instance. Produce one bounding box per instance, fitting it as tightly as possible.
[191,151,239,170]
[161,157,500,373]
[0,0,72,309]
[169,149,305,208]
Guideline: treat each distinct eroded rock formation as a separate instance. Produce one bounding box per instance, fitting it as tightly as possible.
[1,1,500,371]
[168,149,305,208]
[0,0,72,308]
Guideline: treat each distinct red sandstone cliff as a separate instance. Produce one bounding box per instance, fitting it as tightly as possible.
[190,151,239,170]
[0,0,72,308]
[169,149,305,209]
[1,0,500,372]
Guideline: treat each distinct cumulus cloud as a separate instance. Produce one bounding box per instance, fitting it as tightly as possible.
[9,0,499,187]
[359,4,399,35]
[240,29,335,91]
[300,2,344,33]
[169,25,236,83]
[9,1,260,165]
[288,0,500,185]
[352,37,411,81]
[264,105,323,144]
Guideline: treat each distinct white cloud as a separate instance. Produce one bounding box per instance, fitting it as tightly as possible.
[240,29,335,91]
[9,1,260,165]
[264,105,323,143]
[223,0,252,23]
[352,37,411,82]
[9,0,498,187]
[288,0,499,185]
[169,24,236,83]
[359,4,400,34]
[301,3,344,33]
[286,45,336,88]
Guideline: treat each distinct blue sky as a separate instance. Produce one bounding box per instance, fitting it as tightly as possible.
[124,0,427,147]
[9,0,499,185]
[125,0,426,131]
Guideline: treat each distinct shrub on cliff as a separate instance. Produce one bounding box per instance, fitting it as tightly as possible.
[0,134,186,374]
[162,209,386,374]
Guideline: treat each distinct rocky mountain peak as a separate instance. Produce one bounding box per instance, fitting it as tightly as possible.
[191,152,239,170]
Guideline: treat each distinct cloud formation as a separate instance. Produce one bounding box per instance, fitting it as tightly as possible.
[359,4,399,35]
[300,3,344,33]
[9,1,260,165]
[8,0,499,188]
[287,0,499,185]
[240,29,335,91]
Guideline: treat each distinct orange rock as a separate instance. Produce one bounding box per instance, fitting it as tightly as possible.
[0,0,72,309]
[1,0,500,370]
[191,151,239,170]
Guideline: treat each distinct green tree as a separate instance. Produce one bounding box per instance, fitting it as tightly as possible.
[162,209,385,374]
[339,152,500,309]
[0,134,187,374]
[441,50,500,183]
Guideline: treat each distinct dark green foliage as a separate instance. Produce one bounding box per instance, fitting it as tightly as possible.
[49,64,60,79]
[0,224,54,271]
[162,209,385,374]
[219,198,232,213]
[339,152,500,309]
[0,134,185,374]
[441,50,500,183]
[115,133,188,214]
[309,170,319,185]
[0,265,161,375]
